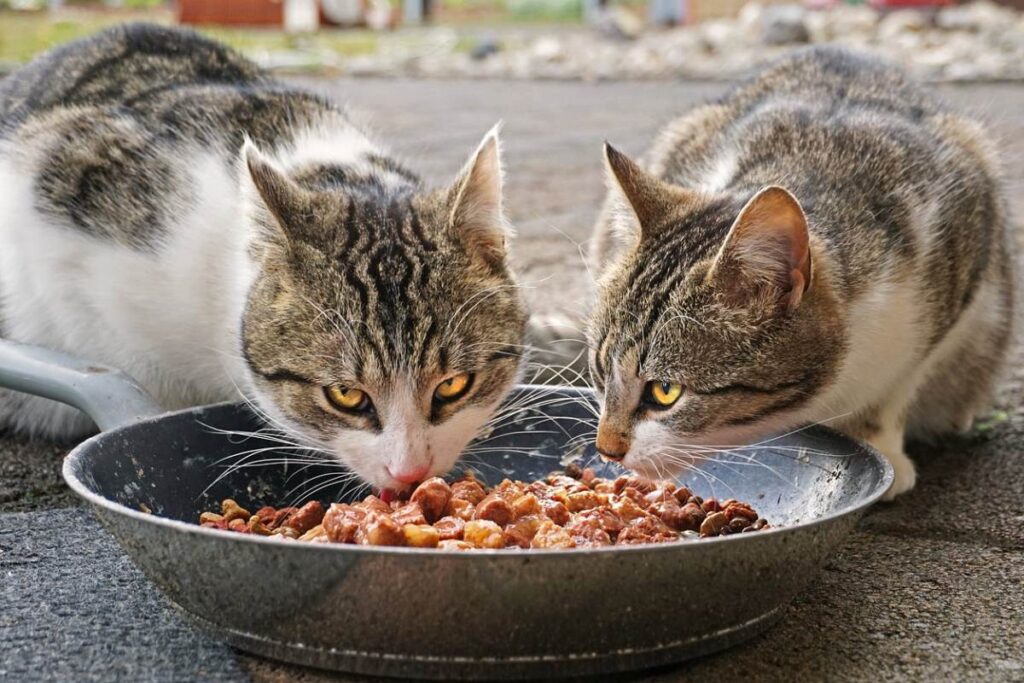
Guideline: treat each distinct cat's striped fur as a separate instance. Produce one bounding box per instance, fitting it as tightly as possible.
[0,25,527,489]
[588,47,1014,499]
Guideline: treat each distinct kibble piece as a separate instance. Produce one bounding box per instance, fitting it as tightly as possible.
[200,517,229,531]
[199,512,224,525]
[614,475,656,495]
[297,525,327,542]
[672,486,694,506]
[530,520,576,549]
[512,493,542,518]
[701,498,722,514]
[644,487,676,505]
[565,515,612,547]
[700,511,728,537]
[355,511,406,546]
[540,499,570,526]
[723,501,758,523]
[617,516,677,545]
[728,517,751,533]
[446,497,476,521]
[474,493,514,527]
[433,515,466,541]
[272,526,301,539]
[611,495,647,522]
[493,479,528,502]
[267,507,298,530]
[566,489,603,512]
[409,478,452,523]
[676,502,706,531]
[503,515,544,549]
[322,503,365,543]
[392,502,427,526]
[575,507,626,537]
[403,524,441,548]
[254,506,277,524]
[649,501,689,531]
[284,501,325,534]
[563,462,584,479]
[450,477,487,505]
[547,474,586,492]
[464,520,505,549]
[437,540,474,551]
[220,499,250,523]
[246,515,272,536]
[361,495,392,515]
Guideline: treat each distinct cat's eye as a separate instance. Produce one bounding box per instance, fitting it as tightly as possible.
[434,373,473,402]
[644,381,683,408]
[324,385,371,413]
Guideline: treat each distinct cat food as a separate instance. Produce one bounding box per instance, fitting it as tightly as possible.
[197,466,770,549]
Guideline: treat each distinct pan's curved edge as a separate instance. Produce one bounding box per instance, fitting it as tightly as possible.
[61,390,895,559]
[172,597,788,680]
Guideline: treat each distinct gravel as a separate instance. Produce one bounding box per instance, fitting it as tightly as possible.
[263,1,1024,83]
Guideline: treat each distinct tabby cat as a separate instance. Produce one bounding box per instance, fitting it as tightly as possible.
[587,47,1014,499]
[0,25,527,489]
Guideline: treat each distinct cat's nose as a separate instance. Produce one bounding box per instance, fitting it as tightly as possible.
[596,426,630,461]
[387,463,431,484]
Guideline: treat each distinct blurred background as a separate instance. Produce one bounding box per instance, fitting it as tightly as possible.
[1,0,1023,82]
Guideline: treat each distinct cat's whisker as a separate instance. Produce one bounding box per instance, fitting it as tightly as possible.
[287,473,364,507]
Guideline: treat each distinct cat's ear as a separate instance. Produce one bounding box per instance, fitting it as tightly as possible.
[711,186,812,313]
[241,138,311,245]
[603,143,699,242]
[447,124,508,267]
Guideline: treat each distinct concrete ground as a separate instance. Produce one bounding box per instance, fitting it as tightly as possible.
[1,78,1023,682]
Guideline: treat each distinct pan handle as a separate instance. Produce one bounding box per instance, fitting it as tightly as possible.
[0,339,163,431]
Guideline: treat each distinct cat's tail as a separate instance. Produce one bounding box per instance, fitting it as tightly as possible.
[524,313,591,387]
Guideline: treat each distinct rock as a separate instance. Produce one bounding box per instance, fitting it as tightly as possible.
[937,0,1016,32]
[470,38,500,61]
[761,4,810,45]
[589,4,643,41]
[308,0,1024,83]
[877,9,930,42]
[531,36,566,63]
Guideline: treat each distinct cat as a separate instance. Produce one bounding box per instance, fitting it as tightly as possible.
[586,47,1014,499]
[0,24,528,490]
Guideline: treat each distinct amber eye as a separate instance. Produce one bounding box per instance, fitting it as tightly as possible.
[644,381,683,408]
[434,373,473,402]
[324,385,371,413]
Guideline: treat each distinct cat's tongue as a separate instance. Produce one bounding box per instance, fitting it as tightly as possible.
[377,488,399,504]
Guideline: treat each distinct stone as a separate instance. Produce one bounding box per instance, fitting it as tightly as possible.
[761,4,811,45]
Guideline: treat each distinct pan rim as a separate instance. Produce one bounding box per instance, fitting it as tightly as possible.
[62,389,894,559]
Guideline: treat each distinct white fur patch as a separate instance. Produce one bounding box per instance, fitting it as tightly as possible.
[0,146,254,433]
[278,123,377,171]
[700,149,736,193]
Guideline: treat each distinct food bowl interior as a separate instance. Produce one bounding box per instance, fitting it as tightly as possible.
[67,387,888,530]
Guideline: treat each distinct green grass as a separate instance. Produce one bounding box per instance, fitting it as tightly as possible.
[0,11,136,63]
[0,9,382,66]
[0,1,651,69]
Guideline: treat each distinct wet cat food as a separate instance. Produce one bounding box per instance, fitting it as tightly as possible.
[197,466,770,549]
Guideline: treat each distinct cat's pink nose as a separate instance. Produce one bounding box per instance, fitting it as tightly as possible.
[387,463,431,485]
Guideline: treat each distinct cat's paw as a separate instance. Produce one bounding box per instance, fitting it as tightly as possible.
[879,449,917,501]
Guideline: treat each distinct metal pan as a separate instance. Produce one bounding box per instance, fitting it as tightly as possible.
[0,339,892,680]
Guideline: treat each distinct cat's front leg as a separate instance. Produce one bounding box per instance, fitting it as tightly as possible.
[863,421,917,501]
